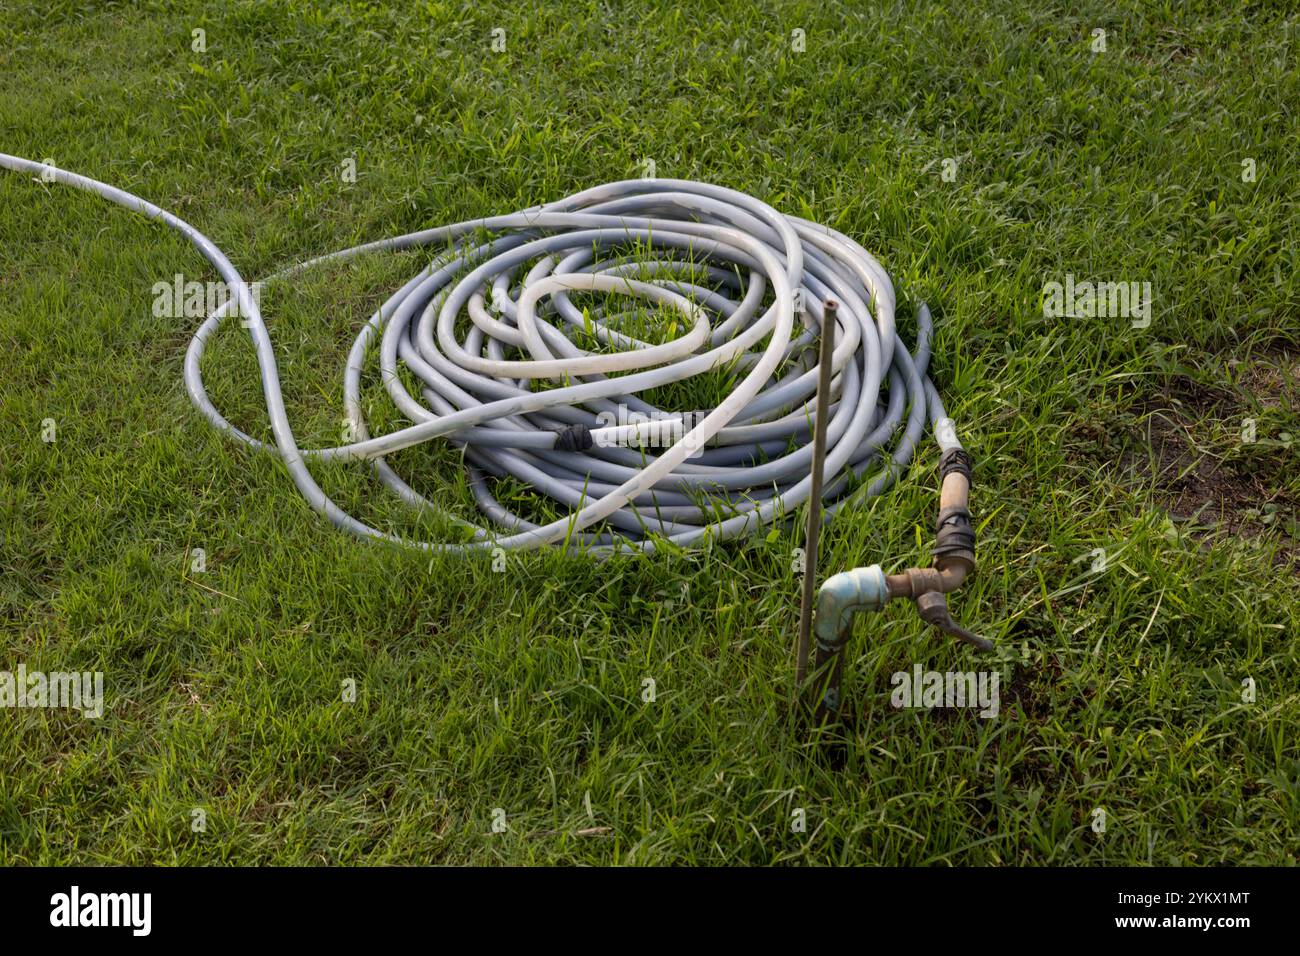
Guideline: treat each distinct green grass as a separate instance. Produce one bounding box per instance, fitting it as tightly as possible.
[1,0,1297,865]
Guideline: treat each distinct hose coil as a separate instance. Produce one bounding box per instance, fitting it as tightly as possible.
[1,156,957,555]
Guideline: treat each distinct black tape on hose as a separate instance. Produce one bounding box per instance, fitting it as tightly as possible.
[933,505,975,561]
[553,423,593,452]
[939,447,973,483]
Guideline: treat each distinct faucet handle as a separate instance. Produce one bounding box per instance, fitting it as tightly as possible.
[915,591,993,652]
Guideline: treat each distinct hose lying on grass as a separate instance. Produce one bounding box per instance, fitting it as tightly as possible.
[2,155,963,556]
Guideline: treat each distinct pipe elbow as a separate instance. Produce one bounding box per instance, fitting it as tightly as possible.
[813,563,889,652]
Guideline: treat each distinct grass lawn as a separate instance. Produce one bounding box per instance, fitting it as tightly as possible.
[1,0,1297,865]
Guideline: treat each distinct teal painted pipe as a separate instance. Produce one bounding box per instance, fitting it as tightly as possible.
[812,564,889,714]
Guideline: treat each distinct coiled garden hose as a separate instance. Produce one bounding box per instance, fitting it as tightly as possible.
[2,154,963,558]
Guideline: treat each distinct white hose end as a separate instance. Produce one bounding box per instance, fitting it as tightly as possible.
[935,417,962,451]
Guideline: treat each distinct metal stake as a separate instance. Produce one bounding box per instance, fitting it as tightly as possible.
[795,299,838,694]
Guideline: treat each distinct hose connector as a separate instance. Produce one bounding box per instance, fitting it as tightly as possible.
[884,429,991,652]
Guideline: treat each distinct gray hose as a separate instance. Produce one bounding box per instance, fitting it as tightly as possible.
[1,154,954,556]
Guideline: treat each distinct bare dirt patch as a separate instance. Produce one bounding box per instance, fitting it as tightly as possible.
[1072,347,1298,563]
[1136,393,1275,536]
